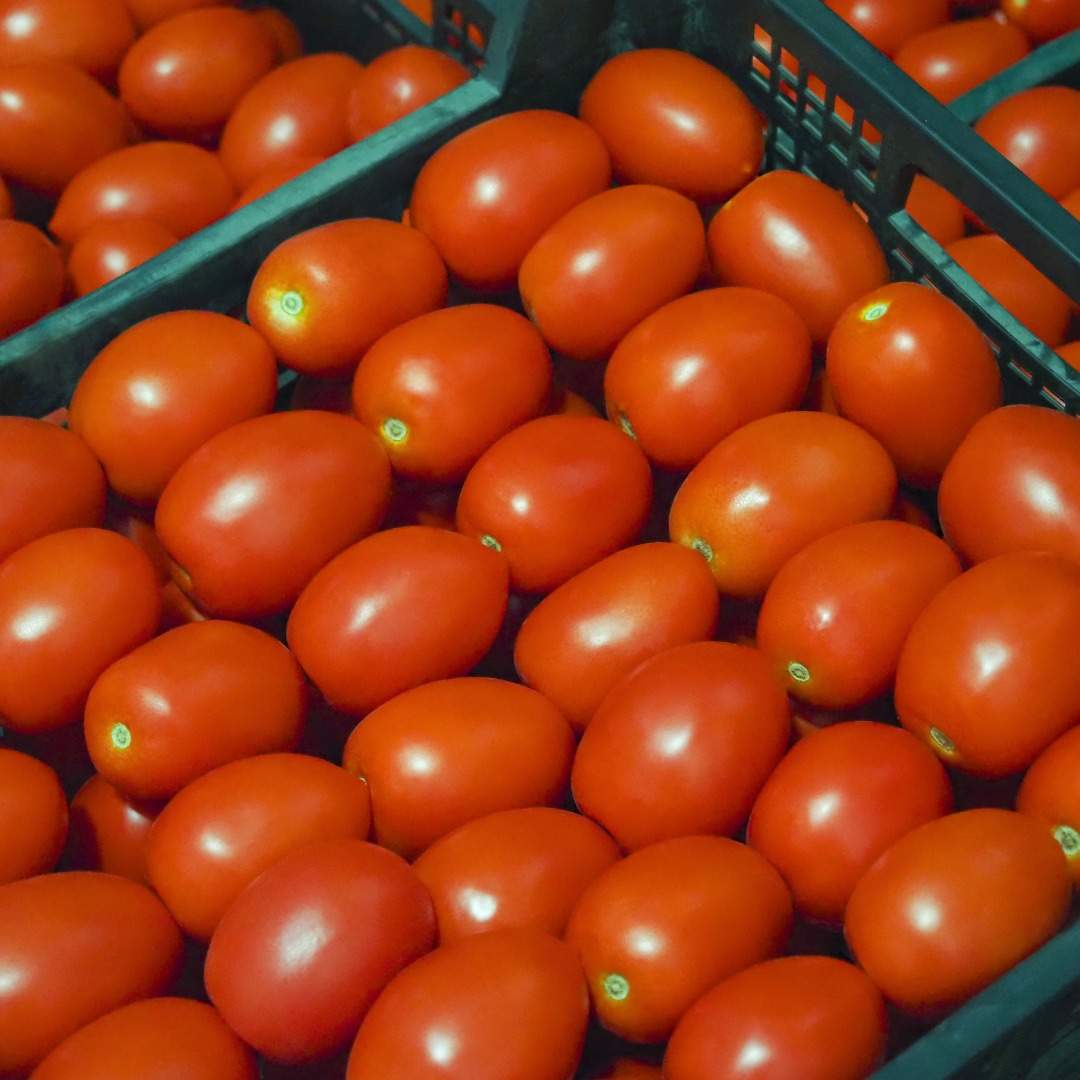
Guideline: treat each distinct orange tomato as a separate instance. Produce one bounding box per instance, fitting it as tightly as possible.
[905,174,966,246]
[231,154,324,210]
[67,217,177,297]
[0,748,67,884]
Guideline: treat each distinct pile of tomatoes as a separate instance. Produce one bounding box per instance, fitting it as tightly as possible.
[2,18,1080,1080]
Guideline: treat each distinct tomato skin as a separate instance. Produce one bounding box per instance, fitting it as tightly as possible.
[66,773,161,884]
[0,748,67,884]
[0,217,63,336]
[669,411,897,599]
[352,304,552,483]
[1059,340,1080,373]
[0,175,9,217]
[846,809,1070,1017]
[232,153,324,209]
[603,288,812,471]
[155,410,391,619]
[67,217,177,297]
[0,871,182,1075]
[206,838,436,1064]
[905,174,966,246]
[125,0,237,28]
[1001,0,1080,41]
[410,109,612,290]
[250,6,302,61]
[825,0,948,56]
[1017,726,1080,886]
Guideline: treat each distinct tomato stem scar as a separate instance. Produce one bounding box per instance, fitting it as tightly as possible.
[788,661,811,683]
[381,418,409,443]
[602,973,630,1001]
[928,726,956,755]
[617,412,636,440]
[280,291,304,316]
[111,723,132,751]
[860,300,890,322]
[690,537,714,562]
[1053,825,1080,857]
[479,534,502,552]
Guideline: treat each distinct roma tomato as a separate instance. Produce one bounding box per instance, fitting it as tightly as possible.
[351,304,551,483]
[1017,725,1080,885]
[0,218,63,336]
[413,807,619,942]
[232,153,324,209]
[1001,0,1080,41]
[845,809,1070,1016]
[518,184,705,362]
[342,677,574,858]
[206,838,435,1064]
[409,109,612,290]
[669,411,897,598]
[896,553,1080,777]
[66,773,161,884]
[0,871,182,1076]
[287,526,508,715]
[572,642,790,849]
[155,410,391,619]
[250,6,302,61]
[347,929,589,1080]
[566,836,792,1043]
[906,174,966,246]
[248,217,448,376]
[514,542,720,732]
[825,0,948,56]
[0,528,160,733]
[125,0,237,28]
[67,217,178,297]
[603,288,812,471]
[0,748,67,884]
[457,415,652,593]
[579,49,762,202]
[756,520,962,707]
[708,171,888,345]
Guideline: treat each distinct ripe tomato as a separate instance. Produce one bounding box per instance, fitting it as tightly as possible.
[0,175,9,217]
[0,748,67,884]
[552,383,600,417]
[906,174,966,246]
[1017,725,1080,885]
[603,288,812,470]
[351,304,551,483]
[206,838,435,1064]
[250,6,302,61]
[669,411,897,598]
[0,417,105,563]
[0,218,63,336]
[0,871,182,1075]
[248,217,447,376]
[572,642,790,850]
[579,48,762,202]
[66,773,161,884]
[1001,0,1080,41]
[825,0,948,56]
[708,171,888,345]
[896,553,1080,777]
[0,528,160,733]
[519,184,705,362]
[566,836,792,1043]
[232,153,324,209]
[67,217,177,297]
[155,410,391,619]
[457,415,652,593]
[757,520,961,708]
[409,109,612,290]
[1059,340,1080,373]
[125,0,236,28]
[846,809,1070,1016]
[220,53,363,189]
[287,526,508,715]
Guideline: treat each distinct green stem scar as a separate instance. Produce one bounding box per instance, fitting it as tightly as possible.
[788,661,811,683]
[603,973,630,1001]
[111,723,132,751]
[479,534,502,552]
[617,412,636,440]
[690,537,714,562]
[280,291,304,316]
[381,417,409,444]
[928,727,955,755]
[860,300,890,322]
[1053,825,1080,857]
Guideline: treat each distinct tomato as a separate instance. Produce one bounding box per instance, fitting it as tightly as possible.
[155,410,391,619]
[232,153,324,209]
[566,836,792,1043]
[0,175,9,217]
[457,415,652,593]
[250,6,302,61]
[757,521,961,708]
[895,19,1029,103]
[0,0,134,80]
[287,526,508,715]
[50,141,235,243]
[669,411,897,598]
[205,838,435,1064]
[595,1061,663,1080]
[938,405,1080,566]
[1001,0,1080,41]
[67,217,177,297]
[552,383,599,417]
[248,217,447,377]
[846,809,1070,1017]
[220,53,363,189]
[66,773,161,883]
[351,304,551,483]
[825,0,948,56]
[0,871,182,1075]
[1017,725,1080,886]
[409,109,612,290]
[518,184,705,362]
[125,0,237,29]
[1059,340,1080,373]
[603,288,812,471]
[0,218,63,337]
[0,417,105,563]
[708,171,888,345]
[0,748,66,884]
[905,174,966,246]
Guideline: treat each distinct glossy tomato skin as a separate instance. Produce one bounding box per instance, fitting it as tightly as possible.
[0,748,67,884]
[155,410,391,619]
[1017,725,1080,886]
[251,6,303,60]
[410,109,612,290]
[206,838,436,1064]
[66,773,162,884]
[669,411,897,598]
[0,871,182,1076]
[287,526,508,715]
[906,174,966,246]
[896,553,1080,778]
[825,0,948,56]
[67,217,178,297]
[232,153,324,209]
[0,218,64,336]
[351,304,551,482]
[1001,0,1080,41]
[845,809,1070,1017]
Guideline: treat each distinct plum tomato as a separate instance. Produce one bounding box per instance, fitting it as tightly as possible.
[67,217,178,297]
[66,773,162,884]
[0,748,67,884]
[825,0,948,57]
[0,219,64,337]
[1017,725,1080,886]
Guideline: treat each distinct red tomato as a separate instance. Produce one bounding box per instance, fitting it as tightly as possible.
[0,871,182,1075]
[67,217,177,297]
[66,773,161,884]
[220,53,363,189]
[351,304,551,483]
[603,288,812,471]
[29,997,256,1080]
[0,174,9,217]
[205,838,435,1064]
[551,383,600,417]
[708,171,888,345]
[0,748,67,884]
[125,0,237,28]
[669,411,897,598]
[566,836,792,1043]
[250,6,302,61]
[1017,725,1080,885]
[0,218,63,336]
[845,809,1070,1016]
[0,0,134,80]
[347,929,588,1079]
[457,415,652,593]
[1058,340,1080,373]
[757,520,961,708]
[572,642,790,850]
[155,410,391,619]
[897,553,1080,777]
[1001,0,1080,41]
[905,174,966,246]
[287,526,508,715]
[825,0,948,56]
[409,109,612,290]
[232,153,324,209]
